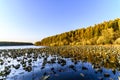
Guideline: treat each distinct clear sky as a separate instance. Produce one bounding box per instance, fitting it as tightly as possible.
[0,0,120,43]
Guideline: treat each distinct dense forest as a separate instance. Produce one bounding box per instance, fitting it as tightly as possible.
[0,42,33,46]
[35,18,120,46]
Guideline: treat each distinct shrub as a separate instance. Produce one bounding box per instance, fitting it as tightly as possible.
[114,38,120,44]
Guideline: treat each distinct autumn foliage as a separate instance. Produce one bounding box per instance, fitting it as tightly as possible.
[35,18,120,46]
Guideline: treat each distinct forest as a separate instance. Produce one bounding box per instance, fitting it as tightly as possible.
[0,42,33,46]
[35,18,120,46]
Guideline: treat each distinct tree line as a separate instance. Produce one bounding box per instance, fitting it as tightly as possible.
[0,42,33,46]
[35,18,120,46]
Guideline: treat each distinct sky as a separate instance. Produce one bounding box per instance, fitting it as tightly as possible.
[0,0,120,43]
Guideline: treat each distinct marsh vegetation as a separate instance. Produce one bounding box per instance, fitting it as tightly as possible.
[0,45,120,80]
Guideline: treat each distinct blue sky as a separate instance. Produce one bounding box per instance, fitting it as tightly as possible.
[0,0,120,43]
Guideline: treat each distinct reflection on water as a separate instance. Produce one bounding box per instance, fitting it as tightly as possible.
[0,46,120,80]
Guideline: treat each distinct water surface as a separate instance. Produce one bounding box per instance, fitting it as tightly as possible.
[0,46,120,80]
[0,45,43,49]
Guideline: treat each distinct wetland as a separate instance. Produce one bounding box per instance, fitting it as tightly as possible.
[0,45,120,80]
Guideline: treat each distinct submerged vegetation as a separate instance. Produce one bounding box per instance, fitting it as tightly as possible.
[35,18,120,46]
[0,45,120,80]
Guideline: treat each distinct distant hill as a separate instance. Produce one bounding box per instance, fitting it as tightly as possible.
[35,18,120,46]
[0,42,33,46]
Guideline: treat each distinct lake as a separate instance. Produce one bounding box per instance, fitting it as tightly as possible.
[0,45,43,50]
[0,45,120,80]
